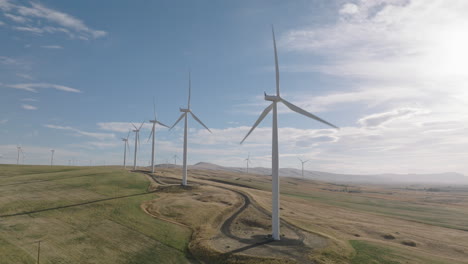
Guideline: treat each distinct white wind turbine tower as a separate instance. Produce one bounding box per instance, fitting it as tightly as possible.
[16,146,23,165]
[245,153,251,173]
[298,157,309,178]
[121,130,130,168]
[240,26,339,241]
[147,98,169,173]
[132,122,145,170]
[50,149,55,166]
[171,72,212,186]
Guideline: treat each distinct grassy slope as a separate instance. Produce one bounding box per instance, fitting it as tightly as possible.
[185,169,468,264]
[0,165,192,264]
[284,192,468,231]
[350,240,448,264]
[205,171,468,231]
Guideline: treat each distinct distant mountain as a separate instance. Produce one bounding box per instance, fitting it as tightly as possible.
[186,162,468,185]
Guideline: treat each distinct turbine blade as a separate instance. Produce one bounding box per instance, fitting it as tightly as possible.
[188,72,191,109]
[147,125,155,143]
[138,121,145,130]
[156,121,170,128]
[131,122,137,129]
[272,25,280,96]
[281,99,339,129]
[190,112,211,133]
[297,157,303,162]
[126,130,131,140]
[153,96,157,120]
[240,103,273,144]
[170,113,186,130]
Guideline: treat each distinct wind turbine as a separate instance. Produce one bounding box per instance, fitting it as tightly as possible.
[240,26,339,241]
[298,157,309,178]
[171,72,212,186]
[132,122,145,170]
[50,149,55,166]
[173,154,179,166]
[121,130,130,168]
[16,146,23,165]
[245,153,251,173]
[147,98,169,173]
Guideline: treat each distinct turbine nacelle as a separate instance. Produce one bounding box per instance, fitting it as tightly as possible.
[264,93,281,102]
[149,120,157,123]
[179,108,190,113]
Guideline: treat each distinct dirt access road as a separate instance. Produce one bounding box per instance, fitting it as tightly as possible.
[142,170,328,263]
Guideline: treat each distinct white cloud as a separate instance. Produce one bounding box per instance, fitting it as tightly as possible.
[85,141,120,149]
[0,119,8,124]
[4,12,27,23]
[97,122,154,133]
[16,73,33,80]
[0,20,5,26]
[339,3,359,15]
[0,56,19,65]
[40,45,63,49]
[357,108,426,127]
[267,0,468,174]
[3,1,106,39]
[44,124,115,141]
[0,0,13,11]
[12,25,43,34]
[6,83,81,93]
[20,98,37,102]
[283,0,468,81]
[21,104,37,110]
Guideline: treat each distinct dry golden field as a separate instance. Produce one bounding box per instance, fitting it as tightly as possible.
[1,164,468,263]
[149,167,468,264]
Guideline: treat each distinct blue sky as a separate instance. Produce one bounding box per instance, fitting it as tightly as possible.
[1,0,468,175]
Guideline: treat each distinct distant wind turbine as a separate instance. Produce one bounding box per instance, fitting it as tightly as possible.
[121,130,130,168]
[240,26,339,241]
[173,154,179,166]
[147,98,169,173]
[245,153,251,173]
[50,149,55,166]
[171,72,212,186]
[298,157,309,178]
[16,146,23,165]
[132,122,145,170]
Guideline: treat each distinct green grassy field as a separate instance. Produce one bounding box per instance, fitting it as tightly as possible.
[0,165,192,264]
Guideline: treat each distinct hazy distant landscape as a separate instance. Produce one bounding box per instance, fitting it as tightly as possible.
[182,162,468,185]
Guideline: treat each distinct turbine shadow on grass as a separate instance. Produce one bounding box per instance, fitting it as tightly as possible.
[0,191,157,218]
[224,237,274,254]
